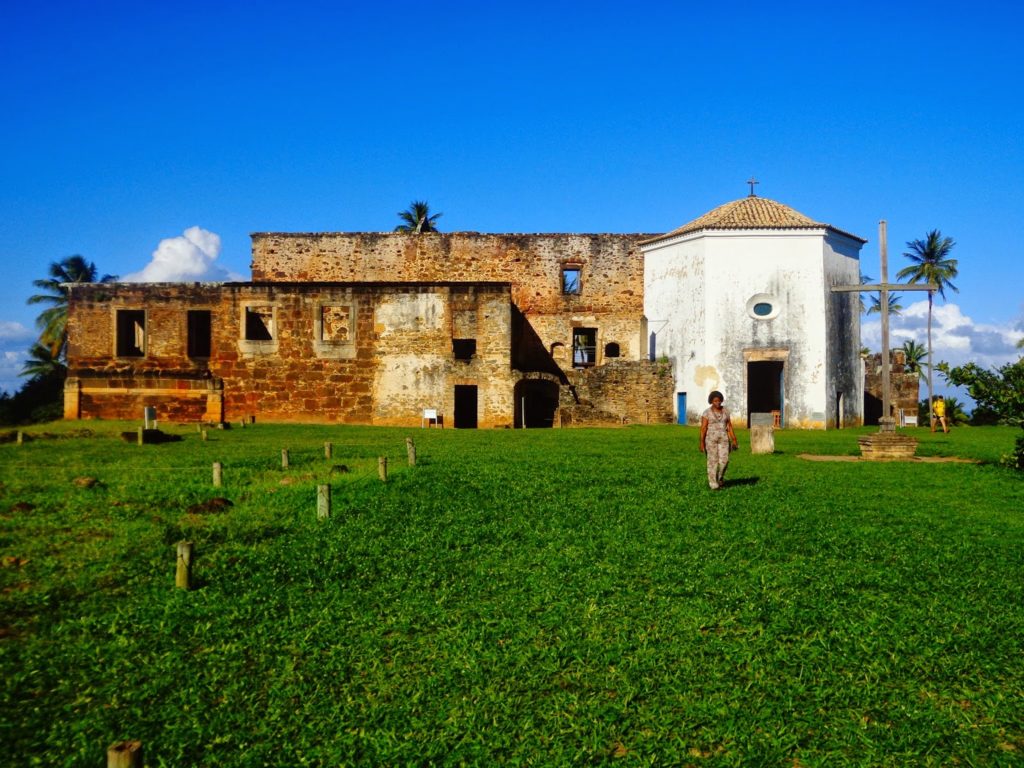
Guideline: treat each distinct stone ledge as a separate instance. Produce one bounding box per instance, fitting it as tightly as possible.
[858,432,919,460]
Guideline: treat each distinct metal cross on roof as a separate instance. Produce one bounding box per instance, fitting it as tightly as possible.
[747,177,759,197]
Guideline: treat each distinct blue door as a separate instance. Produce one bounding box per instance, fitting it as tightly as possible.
[676,392,687,425]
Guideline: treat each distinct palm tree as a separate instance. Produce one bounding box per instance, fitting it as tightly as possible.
[897,230,959,427]
[901,339,928,380]
[27,255,116,359]
[858,273,872,314]
[394,201,442,233]
[943,396,970,426]
[21,342,66,379]
[867,292,903,317]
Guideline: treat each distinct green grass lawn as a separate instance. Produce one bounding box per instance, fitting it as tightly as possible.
[1,422,1022,766]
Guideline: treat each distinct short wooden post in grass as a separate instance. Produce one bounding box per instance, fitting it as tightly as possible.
[406,437,416,466]
[324,442,333,460]
[107,740,143,768]
[281,449,289,469]
[201,429,208,442]
[212,462,223,487]
[175,541,193,590]
[16,430,23,446]
[317,484,331,519]
[196,424,202,433]
[137,427,144,446]
[378,456,388,482]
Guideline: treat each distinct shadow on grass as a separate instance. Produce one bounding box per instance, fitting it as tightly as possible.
[722,477,760,488]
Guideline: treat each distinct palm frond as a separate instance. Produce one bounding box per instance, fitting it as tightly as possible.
[395,200,442,233]
[20,342,66,379]
[898,230,959,298]
[27,254,111,363]
[867,293,903,316]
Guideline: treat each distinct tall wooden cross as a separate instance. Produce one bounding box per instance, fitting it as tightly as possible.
[832,221,936,430]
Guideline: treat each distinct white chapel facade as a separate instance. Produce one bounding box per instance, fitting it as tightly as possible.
[642,194,865,429]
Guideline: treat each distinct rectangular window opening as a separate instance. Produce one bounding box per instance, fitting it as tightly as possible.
[573,328,597,368]
[453,338,476,361]
[244,306,275,341]
[321,305,351,341]
[116,310,146,357]
[562,266,581,295]
[187,310,212,358]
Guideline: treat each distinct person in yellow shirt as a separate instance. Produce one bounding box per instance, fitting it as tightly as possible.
[932,395,949,433]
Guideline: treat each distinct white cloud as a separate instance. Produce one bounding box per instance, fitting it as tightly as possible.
[0,350,26,396]
[863,299,1023,371]
[0,321,34,343]
[0,322,34,394]
[122,226,244,283]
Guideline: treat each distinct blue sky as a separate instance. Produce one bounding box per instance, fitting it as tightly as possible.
[2,0,1022,397]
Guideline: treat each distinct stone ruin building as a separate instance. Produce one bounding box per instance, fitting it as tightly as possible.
[63,194,870,429]
[65,232,674,428]
[864,349,922,426]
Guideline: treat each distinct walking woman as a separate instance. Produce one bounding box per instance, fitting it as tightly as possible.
[700,390,738,490]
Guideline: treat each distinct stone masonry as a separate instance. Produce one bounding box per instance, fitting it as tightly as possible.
[560,359,675,426]
[251,232,650,365]
[863,349,921,425]
[66,281,516,427]
[62,231,697,428]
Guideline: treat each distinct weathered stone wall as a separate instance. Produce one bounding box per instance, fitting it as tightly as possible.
[864,350,921,425]
[66,377,223,424]
[559,359,675,426]
[66,282,514,427]
[251,232,649,360]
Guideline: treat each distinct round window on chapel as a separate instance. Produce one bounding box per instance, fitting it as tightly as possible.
[746,294,780,320]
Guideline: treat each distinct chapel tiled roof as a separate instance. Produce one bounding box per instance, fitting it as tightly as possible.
[641,196,866,245]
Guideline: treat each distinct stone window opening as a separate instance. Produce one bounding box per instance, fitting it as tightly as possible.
[453,338,476,361]
[187,310,212,358]
[572,328,597,368]
[244,306,275,341]
[320,305,351,341]
[115,310,146,357]
[312,301,356,360]
[605,341,621,358]
[562,265,582,295]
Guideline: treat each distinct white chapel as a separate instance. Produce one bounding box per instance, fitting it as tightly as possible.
[642,192,866,429]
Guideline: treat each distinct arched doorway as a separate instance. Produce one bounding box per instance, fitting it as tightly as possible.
[514,378,560,428]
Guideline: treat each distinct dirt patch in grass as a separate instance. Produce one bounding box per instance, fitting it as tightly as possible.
[186,498,234,515]
[798,453,979,463]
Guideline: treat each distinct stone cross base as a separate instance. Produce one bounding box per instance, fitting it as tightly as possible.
[858,432,918,460]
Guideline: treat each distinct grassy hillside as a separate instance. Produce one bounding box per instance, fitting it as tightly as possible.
[1,422,1022,766]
